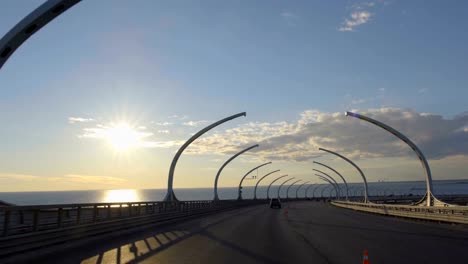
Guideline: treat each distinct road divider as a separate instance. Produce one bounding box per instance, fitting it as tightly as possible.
[332,201,468,224]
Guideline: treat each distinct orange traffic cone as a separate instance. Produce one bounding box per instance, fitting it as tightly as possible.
[362,250,369,264]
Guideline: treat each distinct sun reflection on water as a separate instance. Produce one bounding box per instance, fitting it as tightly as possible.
[103,189,140,203]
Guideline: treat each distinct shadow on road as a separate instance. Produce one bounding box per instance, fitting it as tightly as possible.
[76,206,277,264]
[199,230,281,264]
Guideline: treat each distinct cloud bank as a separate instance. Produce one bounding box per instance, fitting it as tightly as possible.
[188,108,468,161]
[69,108,468,162]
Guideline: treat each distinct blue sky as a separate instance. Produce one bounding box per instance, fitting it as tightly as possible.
[0,0,467,192]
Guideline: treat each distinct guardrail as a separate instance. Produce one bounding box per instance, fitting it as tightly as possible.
[0,199,264,237]
[331,200,468,224]
[0,199,276,262]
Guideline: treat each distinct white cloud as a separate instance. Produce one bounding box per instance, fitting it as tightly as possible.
[0,173,127,187]
[63,174,127,184]
[153,122,173,126]
[183,120,210,127]
[0,173,40,180]
[338,1,384,32]
[139,140,184,148]
[352,2,376,9]
[80,126,151,140]
[184,108,468,161]
[68,117,94,124]
[168,115,188,120]
[78,123,181,149]
[0,172,142,192]
[339,11,373,32]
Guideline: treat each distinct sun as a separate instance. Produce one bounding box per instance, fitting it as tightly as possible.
[103,189,139,203]
[105,122,142,151]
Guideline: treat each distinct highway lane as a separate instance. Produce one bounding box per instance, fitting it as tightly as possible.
[32,201,468,264]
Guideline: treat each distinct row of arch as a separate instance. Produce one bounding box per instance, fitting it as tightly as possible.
[0,0,445,206]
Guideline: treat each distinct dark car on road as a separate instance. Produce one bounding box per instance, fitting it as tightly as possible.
[270,198,281,209]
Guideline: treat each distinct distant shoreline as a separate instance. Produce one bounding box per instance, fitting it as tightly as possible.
[1,179,467,193]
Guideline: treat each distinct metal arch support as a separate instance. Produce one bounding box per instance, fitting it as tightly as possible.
[328,186,337,199]
[318,176,339,200]
[213,144,259,201]
[312,184,323,198]
[320,185,330,198]
[266,175,288,200]
[313,169,342,200]
[277,178,295,199]
[237,162,272,200]
[304,184,315,198]
[296,181,310,199]
[319,148,369,203]
[344,111,444,207]
[165,112,246,201]
[314,161,349,201]
[286,180,302,199]
[0,0,81,70]
[254,170,281,200]
[316,175,336,191]
[316,175,339,199]
[352,188,359,197]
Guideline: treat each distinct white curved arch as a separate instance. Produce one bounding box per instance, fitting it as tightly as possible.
[0,0,81,70]
[344,111,449,206]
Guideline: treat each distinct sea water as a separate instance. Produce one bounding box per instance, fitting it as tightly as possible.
[0,179,467,205]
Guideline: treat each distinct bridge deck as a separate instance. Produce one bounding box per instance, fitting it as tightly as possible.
[18,201,468,263]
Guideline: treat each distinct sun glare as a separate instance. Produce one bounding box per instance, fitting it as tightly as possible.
[103,189,139,203]
[105,122,142,151]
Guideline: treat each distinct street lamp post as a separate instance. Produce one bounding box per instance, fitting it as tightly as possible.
[266,175,289,200]
[313,161,349,201]
[316,175,339,200]
[0,0,82,71]
[344,111,445,206]
[296,181,310,199]
[321,185,330,198]
[237,162,272,200]
[213,144,259,201]
[165,112,247,201]
[313,169,342,199]
[313,184,323,198]
[347,186,355,198]
[286,180,302,199]
[319,148,369,203]
[254,170,281,200]
[304,184,315,198]
[277,178,295,199]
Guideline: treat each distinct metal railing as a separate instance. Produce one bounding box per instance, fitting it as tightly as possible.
[0,199,261,237]
[332,200,468,224]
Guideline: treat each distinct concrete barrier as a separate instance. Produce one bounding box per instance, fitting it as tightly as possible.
[332,200,468,224]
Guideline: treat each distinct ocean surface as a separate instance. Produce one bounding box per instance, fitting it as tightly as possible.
[0,179,467,205]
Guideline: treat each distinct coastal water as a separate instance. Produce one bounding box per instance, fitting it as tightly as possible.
[0,180,467,205]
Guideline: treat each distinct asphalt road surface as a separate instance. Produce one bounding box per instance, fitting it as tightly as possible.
[34,201,468,264]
